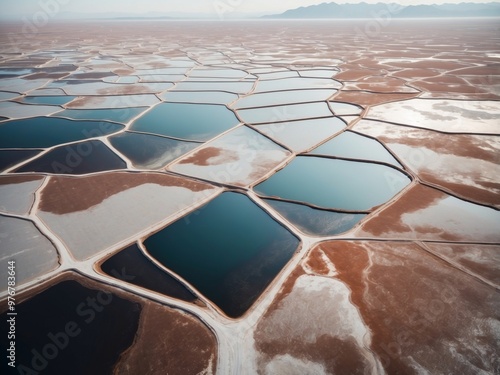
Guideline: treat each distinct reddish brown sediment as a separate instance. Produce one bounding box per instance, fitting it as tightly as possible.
[178,147,239,166]
[113,303,217,375]
[356,184,444,236]
[256,335,371,375]
[157,50,186,58]
[412,78,487,94]
[68,72,117,79]
[254,264,372,374]
[452,65,500,76]
[383,60,470,71]
[96,85,162,95]
[23,72,69,80]
[38,172,213,214]
[261,266,306,317]
[411,225,463,242]
[0,272,217,375]
[357,183,499,241]
[113,69,136,75]
[36,65,78,73]
[422,91,500,100]
[334,91,421,106]
[318,240,500,374]
[304,247,330,275]
[64,95,143,108]
[140,61,172,69]
[247,158,287,184]
[375,50,436,59]
[335,69,377,81]
[64,96,105,108]
[425,243,500,287]
[421,75,474,86]
[391,69,441,79]
[342,76,415,93]
[343,57,394,71]
[419,172,500,208]
[464,75,500,86]
[371,129,500,206]
[0,17,499,373]
[0,174,43,186]
[376,131,499,164]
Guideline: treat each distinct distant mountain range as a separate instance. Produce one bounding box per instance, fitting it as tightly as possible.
[263,2,500,19]
[7,2,498,21]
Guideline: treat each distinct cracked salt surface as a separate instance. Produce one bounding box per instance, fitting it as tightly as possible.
[1,18,499,375]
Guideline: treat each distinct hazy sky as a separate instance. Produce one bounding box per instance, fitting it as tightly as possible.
[1,0,498,18]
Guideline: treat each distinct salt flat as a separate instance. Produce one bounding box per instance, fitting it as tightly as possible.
[0,18,498,375]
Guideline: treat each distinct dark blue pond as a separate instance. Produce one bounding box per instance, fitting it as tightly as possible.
[143,192,299,318]
[0,149,42,172]
[101,243,197,302]
[16,140,126,174]
[0,117,123,148]
[264,199,366,236]
[109,131,199,169]
[0,279,140,375]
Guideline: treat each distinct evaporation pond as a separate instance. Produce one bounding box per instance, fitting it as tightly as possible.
[264,199,366,236]
[54,107,147,123]
[18,96,76,106]
[0,280,140,375]
[109,132,199,169]
[16,140,126,174]
[143,192,299,318]
[0,117,123,148]
[310,131,402,168]
[255,156,411,211]
[101,243,197,302]
[234,89,336,109]
[131,102,240,141]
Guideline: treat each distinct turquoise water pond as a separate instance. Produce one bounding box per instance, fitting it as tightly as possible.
[131,102,240,141]
[255,156,411,211]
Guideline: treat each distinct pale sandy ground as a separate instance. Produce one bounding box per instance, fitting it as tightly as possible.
[0,19,499,374]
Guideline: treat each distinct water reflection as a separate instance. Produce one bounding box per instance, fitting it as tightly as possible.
[310,131,402,168]
[0,117,123,148]
[0,149,42,172]
[144,192,299,317]
[265,199,366,236]
[110,131,199,169]
[16,140,126,174]
[18,96,76,106]
[255,156,411,211]
[53,108,147,123]
[101,243,197,302]
[131,102,240,141]
[0,280,140,374]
